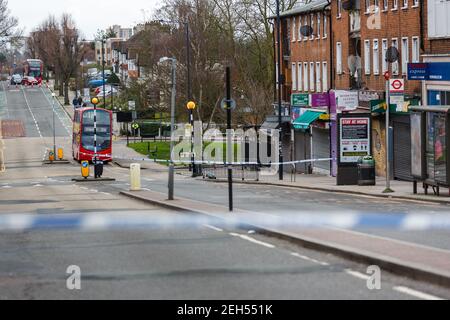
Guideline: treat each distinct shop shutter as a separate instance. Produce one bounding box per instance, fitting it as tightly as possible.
[393,120,413,181]
[312,128,331,172]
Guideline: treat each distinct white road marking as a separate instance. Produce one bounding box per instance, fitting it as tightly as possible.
[21,86,42,138]
[344,269,371,281]
[33,184,44,187]
[229,232,276,248]
[101,192,112,196]
[1,185,11,189]
[393,286,443,300]
[291,252,330,266]
[204,225,224,232]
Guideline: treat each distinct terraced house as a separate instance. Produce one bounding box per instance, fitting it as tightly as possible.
[274,0,450,181]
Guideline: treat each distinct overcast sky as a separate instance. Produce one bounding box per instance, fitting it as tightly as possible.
[9,0,160,39]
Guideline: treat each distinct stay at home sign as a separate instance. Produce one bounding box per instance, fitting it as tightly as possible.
[339,117,371,163]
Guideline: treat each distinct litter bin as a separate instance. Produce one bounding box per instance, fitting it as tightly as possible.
[357,156,376,186]
[94,159,104,179]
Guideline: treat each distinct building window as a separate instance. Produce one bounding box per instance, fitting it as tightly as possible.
[402,0,408,9]
[303,16,308,41]
[364,40,371,75]
[392,0,398,10]
[373,39,380,75]
[310,14,315,39]
[383,0,388,11]
[323,14,328,38]
[337,0,342,18]
[292,63,297,90]
[303,62,309,91]
[336,42,342,74]
[322,61,328,92]
[412,36,420,63]
[401,37,409,75]
[413,0,419,7]
[316,62,321,92]
[365,0,371,13]
[317,13,321,39]
[310,62,315,91]
[298,16,302,40]
[382,39,388,72]
[292,17,296,42]
[298,63,303,91]
[392,38,399,75]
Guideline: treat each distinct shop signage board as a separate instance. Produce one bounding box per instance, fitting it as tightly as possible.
[334,90,359,112]
[291,93,310,107]
[339,117,371,163]
[408,62,450,81]
[311,93,330,107]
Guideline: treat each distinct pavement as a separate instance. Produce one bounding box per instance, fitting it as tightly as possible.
[1,80,450,299]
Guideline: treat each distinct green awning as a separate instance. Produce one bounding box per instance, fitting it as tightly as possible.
[293,110,325,130]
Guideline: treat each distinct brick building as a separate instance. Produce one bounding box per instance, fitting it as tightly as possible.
[273,0,333,174]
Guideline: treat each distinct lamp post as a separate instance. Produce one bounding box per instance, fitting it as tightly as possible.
[160,57,177,201]
[275,0,284,181]
[51,92,56,158]
[101,38,106,107]
[187,101,196,176]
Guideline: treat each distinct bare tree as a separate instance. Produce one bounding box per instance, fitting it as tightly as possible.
[0,0,22,48]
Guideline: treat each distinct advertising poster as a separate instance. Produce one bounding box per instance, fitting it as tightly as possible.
[410,113,424,178]
[339,117,371,163]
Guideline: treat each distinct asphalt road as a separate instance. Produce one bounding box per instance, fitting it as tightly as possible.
[0,86,449,300]
[1,82,71,138]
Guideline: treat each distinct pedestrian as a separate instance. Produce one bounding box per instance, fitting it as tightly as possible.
[72,97,78,108]
[77,96,83,106]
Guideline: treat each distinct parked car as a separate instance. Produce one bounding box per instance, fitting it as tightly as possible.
[22,76,39,86]
[88,78,106,88]
[10,74,22,85]
[96,87,118,98]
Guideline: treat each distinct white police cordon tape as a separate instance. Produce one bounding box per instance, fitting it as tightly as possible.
[78,151,333,166]
[0,212,450,232]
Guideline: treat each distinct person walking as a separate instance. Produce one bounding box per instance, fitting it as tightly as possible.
[72,97,79,108]
[77,96,83,107]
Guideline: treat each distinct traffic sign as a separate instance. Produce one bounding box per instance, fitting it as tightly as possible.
[389,79,404,94]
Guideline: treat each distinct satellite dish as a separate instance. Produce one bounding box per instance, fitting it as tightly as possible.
[300,25,313,37]
[342,0,356,11]
[386,47,399,63]
[347,55,362,75]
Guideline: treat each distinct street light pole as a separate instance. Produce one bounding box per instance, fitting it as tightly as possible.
[161,57,177,201]
[276,0,284,181]
[52,93,56,157]
[102,38,106,107]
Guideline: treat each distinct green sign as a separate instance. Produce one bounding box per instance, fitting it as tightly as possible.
[132,123,140,130]
[371,98,420,114]
[291,93,309,107]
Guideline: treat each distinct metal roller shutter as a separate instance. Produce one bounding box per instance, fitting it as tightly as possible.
[312,128,330,172]
[393,120,413,181]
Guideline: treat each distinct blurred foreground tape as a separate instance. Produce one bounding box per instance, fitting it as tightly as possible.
[0,212,450,232]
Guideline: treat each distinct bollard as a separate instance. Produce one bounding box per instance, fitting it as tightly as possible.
[58,148,64,160]
[49,150,55,162]
[130,163,141,191]
[81,161,90,179]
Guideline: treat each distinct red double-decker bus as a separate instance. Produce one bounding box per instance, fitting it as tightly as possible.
[73,107,113,162]
[23,59,44,83]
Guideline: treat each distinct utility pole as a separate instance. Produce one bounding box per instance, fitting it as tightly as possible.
[226,66,233,212]
[102,38,106,107]
[276,0,284,181]
[52,93,56,157]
